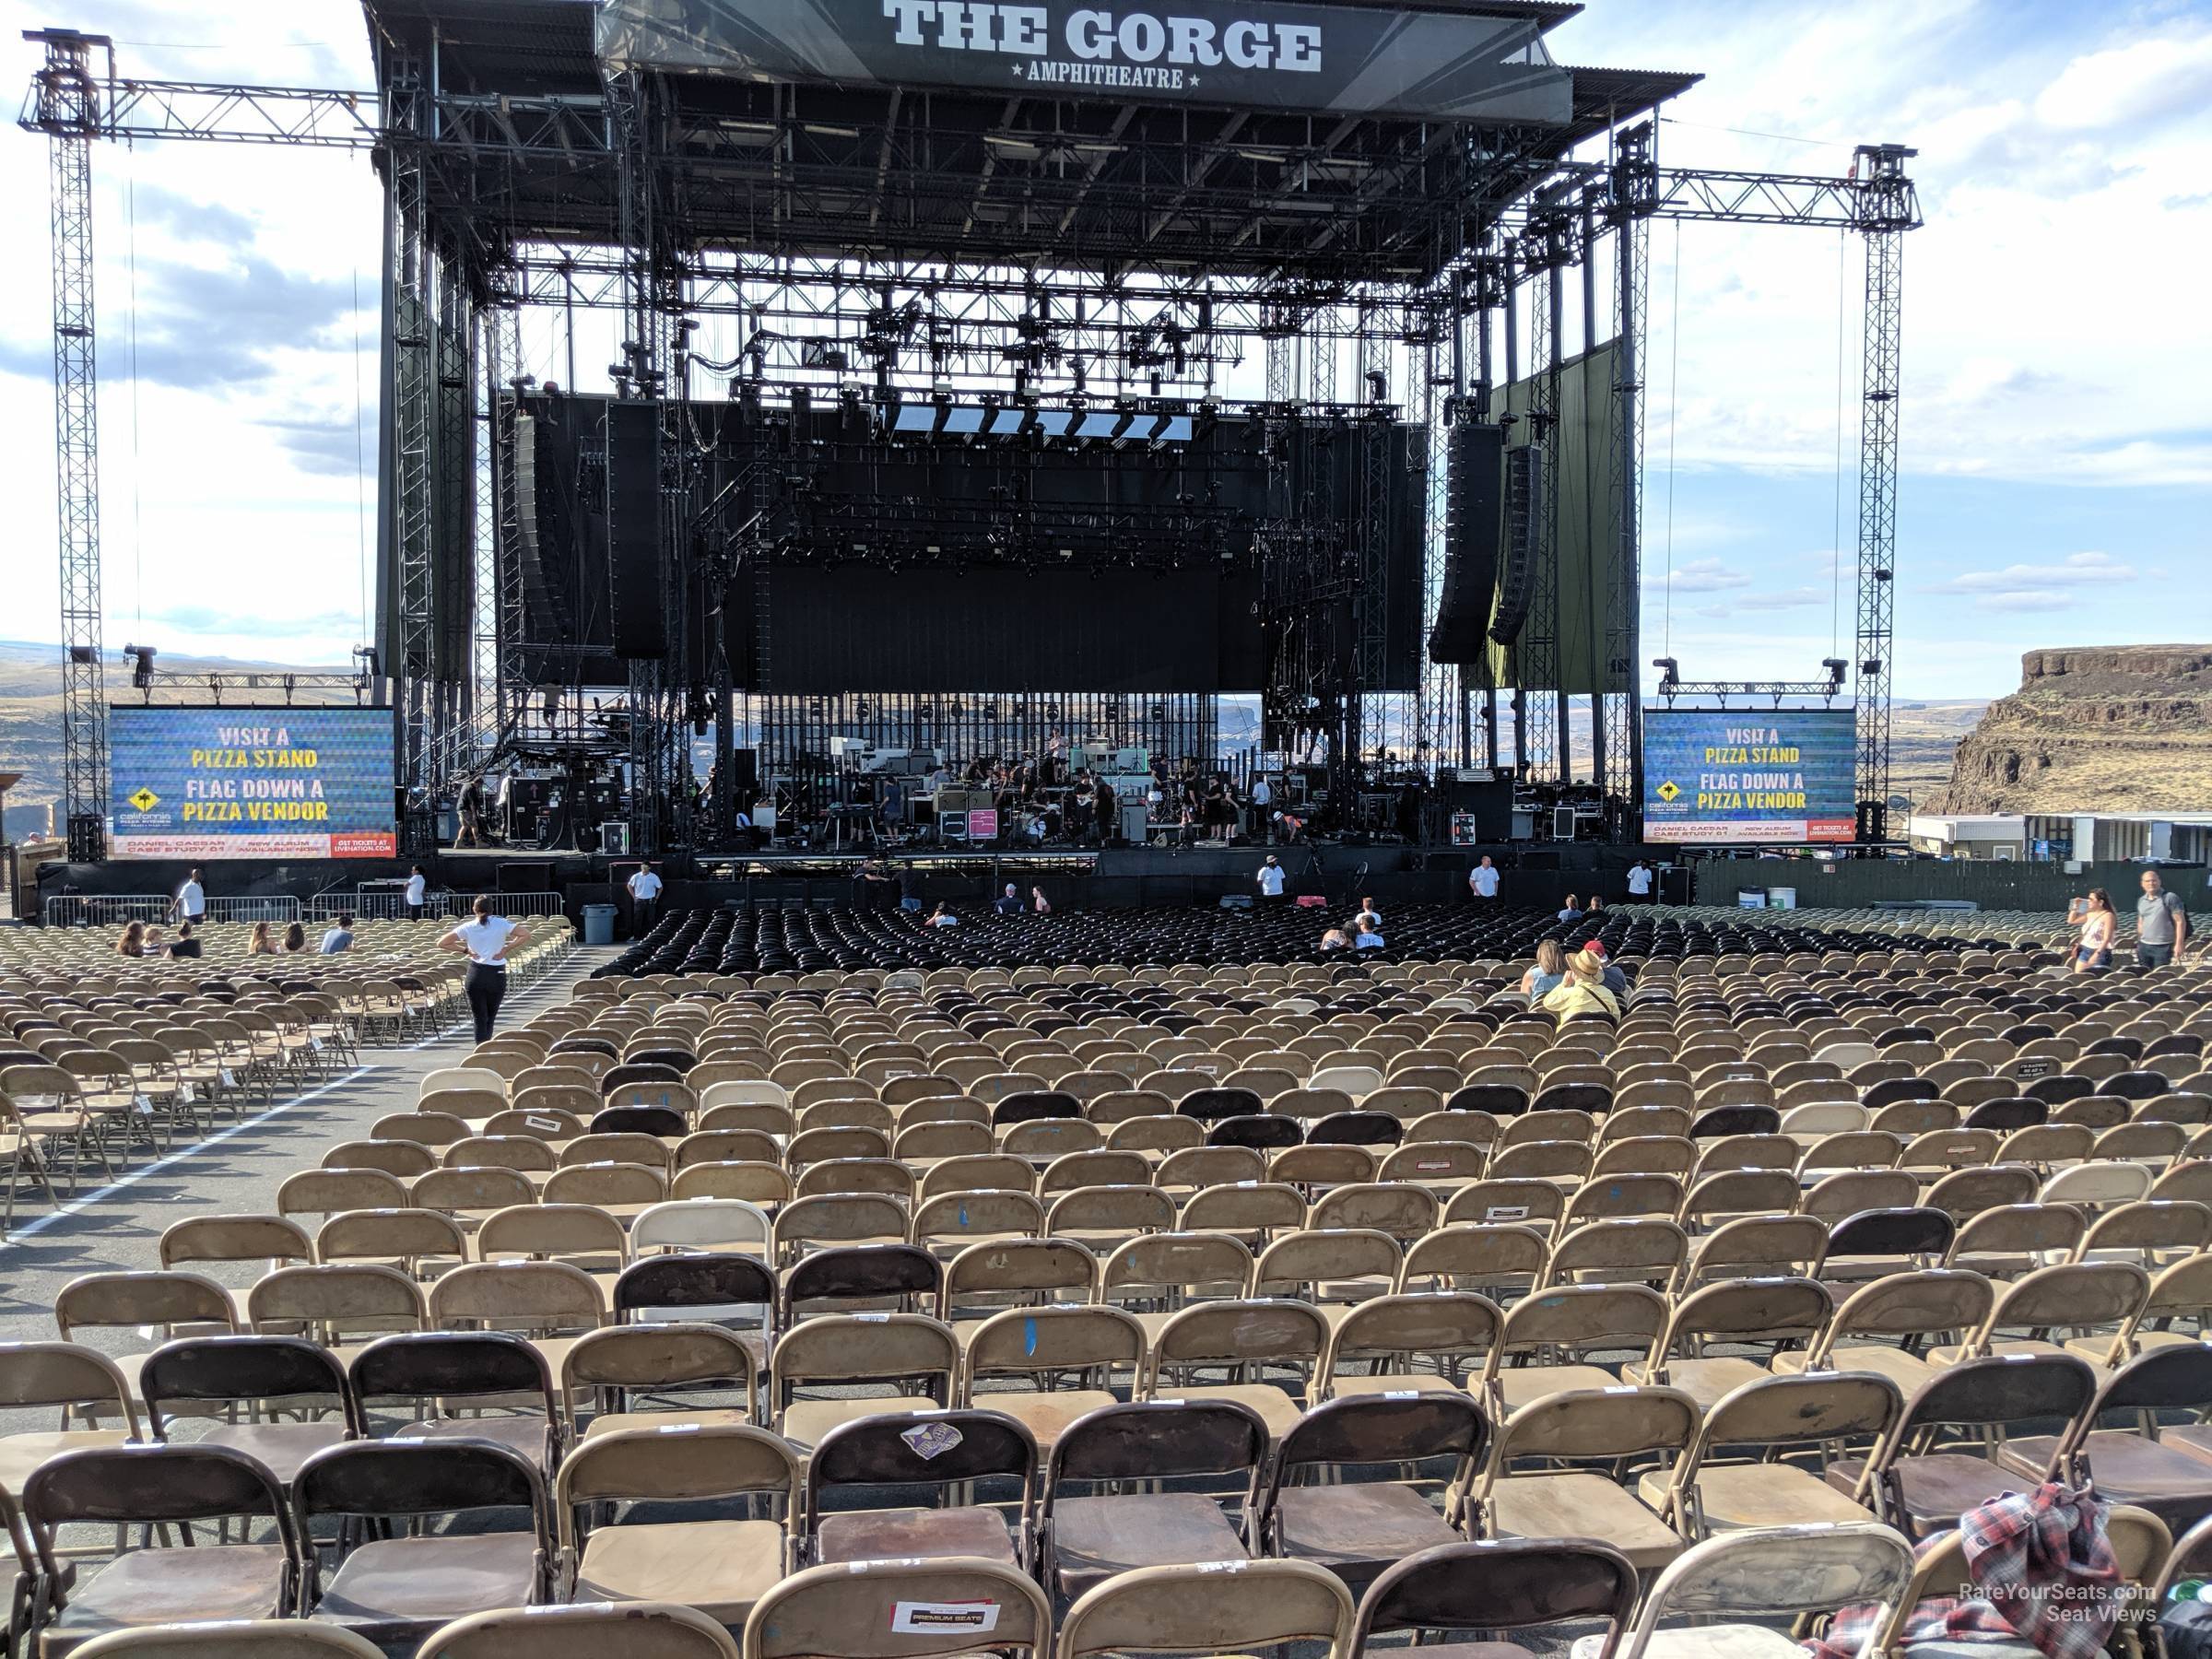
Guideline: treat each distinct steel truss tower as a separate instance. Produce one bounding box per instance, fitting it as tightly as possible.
[1852,144,1919,842]
[26,29,110,859]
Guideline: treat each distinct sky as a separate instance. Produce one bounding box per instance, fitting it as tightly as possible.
[0,0,2206,698]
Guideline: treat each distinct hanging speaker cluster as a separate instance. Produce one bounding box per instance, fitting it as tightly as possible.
[1488,442,1542,646]
[1426,421,1504,665]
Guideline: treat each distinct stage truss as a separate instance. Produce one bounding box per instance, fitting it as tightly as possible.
[20,15,1920,856]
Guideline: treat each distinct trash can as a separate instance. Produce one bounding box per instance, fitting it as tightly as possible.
[582,903,618,946]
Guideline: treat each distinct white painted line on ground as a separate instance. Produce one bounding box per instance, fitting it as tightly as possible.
[1,1065,376,1247]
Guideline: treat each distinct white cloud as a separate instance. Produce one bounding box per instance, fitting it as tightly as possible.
[1665,557,1752,593]
[2033,31,2212,130]
[1928,549,2136,596]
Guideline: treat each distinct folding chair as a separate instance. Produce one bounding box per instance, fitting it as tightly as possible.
[293,1438,550,1649]
[743,1559,1047,1659]
[1346,1538,1639,1659]
[1605,1523,1915,1659]
[803,1407,1036,1566]
[1467,1385,1698,1570]
[555,1422,799,1623]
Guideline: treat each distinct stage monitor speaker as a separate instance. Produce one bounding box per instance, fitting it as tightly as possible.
[1427,422,1505,665]
[1488,443,1542,645]
[606,400,666,659]
[731,747,759,803]
[1552,806,1578,841]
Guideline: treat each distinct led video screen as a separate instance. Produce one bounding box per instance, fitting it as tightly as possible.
[1642,710,1856,844]
[109,706,397,859]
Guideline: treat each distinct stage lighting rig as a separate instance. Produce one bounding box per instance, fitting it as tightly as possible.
[122,643,156,690]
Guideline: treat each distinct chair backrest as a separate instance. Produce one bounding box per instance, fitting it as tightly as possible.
[806,1406,1038,1528]
[67,1623,386,1657]
[1046,1396,1270,1488]
[1349,1538,1640,1659]
[745,1558,1050,1659]
[560,1323,759,1404]
[142,1334,355,1433]
[25,1441,292,1539]
[1058,1559,1354,1659]
[783,1243,943,1313]
[347,1328,559,1418]
[1618,1524,1916,1659]
[630,1196,773,1253]
[613,1252,777,1321]
[295,1436,546,1537]
[423,1603,740,1659]
[0,1339,141,1430]
[1263,1392,1488,1515]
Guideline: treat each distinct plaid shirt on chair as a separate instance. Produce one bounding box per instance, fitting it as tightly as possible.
[1808,1484,2121,1659]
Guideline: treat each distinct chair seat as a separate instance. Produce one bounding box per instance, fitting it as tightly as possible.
[1274,1484,1459,1572]
[1571,1626,1805,1659]
[816,1505,1018,1566]
[1148,1384,1306,1441]
[583,1407,752,1441]
[964,1388,1118,1450]
[1641,1463,1875,1532]
[390,1413,555,1472]
[1925,1339,2067,1366]
[781,1394,941,1453]
[1486,1473,1685,1570]
[1771,1345,1936,1393]
[1997,1430,2212,1534]
[1325,1373,1458,1399]
[574,1518,785,1620]
[1490,1364,1616,1413]
[0,1430,130,1496]
[1049,1492,1248,1594]
[41,1543,290,1656]
[1826,1452,2014,1538]
[197,1419,352,1486]
[1620,1357,1771,1412]
[311,1533,541,1644]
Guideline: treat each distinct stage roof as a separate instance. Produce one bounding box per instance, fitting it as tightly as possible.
[361,0,1698,283]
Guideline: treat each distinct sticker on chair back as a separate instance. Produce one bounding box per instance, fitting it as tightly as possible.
[890,1601,1000,1635]
[900,1420,965,1460]
[1484,1206,1529,1221]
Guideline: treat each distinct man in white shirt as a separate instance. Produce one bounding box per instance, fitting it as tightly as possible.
[404,865,429,922]
[1354,896,1382,932]
[1469,856,1500,901]
[1249,775,1273,840]
[1627,860,1653,902]
[171,868,206,925]
[627,862,665,937]
[1256,854,1287,904]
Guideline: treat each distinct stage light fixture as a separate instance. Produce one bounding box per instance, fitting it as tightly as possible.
[1822,656,1848,690]
[122,643,157,688]
[1651,656,1680,694]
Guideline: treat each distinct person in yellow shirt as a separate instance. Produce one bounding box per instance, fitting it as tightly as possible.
[1540,947,1620,1027]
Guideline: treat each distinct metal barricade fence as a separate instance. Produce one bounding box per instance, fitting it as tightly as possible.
[300,888,568,922]
[205,895,301,924]
[41,894,171,928]
[456,890,566,917]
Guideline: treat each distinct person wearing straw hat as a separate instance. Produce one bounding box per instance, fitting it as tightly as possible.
[1539,947,1620,1027]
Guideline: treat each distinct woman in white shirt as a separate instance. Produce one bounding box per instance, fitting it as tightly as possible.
[439,895,532,1043]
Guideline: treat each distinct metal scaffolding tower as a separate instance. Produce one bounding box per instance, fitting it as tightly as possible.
[1852,143,1920,842]
[25,29,110,859]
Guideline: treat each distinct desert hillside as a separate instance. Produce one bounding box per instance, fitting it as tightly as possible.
[1928,645,2212,814]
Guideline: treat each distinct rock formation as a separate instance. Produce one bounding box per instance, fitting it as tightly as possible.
[1927,646,2212,813]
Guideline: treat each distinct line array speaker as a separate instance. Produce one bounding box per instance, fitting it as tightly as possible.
[1426,421,1504,665]
[510,409,572,640]
[606,399,666,659]
[1488,442,1542,646]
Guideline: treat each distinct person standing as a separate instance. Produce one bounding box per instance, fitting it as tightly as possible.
[1095,778,1118,846]
[1469,855,1500,902]
[2136,870,2189,969]
[1626,860,1653,903]
[1248,774,1273,841]
[627,862,665,938]
[170,868,206,926]
[405,865,429,923]
[2074,888,2116,974]
[898,862,924,913]
[440,895,531,1045]
[1256,854,1287,906]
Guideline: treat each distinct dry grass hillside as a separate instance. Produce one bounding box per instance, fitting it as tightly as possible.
[1928,645,2212,814]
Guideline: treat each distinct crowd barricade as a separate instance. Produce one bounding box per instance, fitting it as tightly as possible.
[41,894,172,929]
[453,890,567,918]
[205,895,302,924]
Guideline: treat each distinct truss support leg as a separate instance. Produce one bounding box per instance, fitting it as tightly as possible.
[30,32,110,858]
[1853,144,1913,845]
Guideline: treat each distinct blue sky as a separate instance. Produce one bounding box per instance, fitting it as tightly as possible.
[0,0,2206,698]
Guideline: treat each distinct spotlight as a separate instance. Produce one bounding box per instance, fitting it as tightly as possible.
[1651,656,1679,691]
[122,643,157,688]
[1821,656,1848,690]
